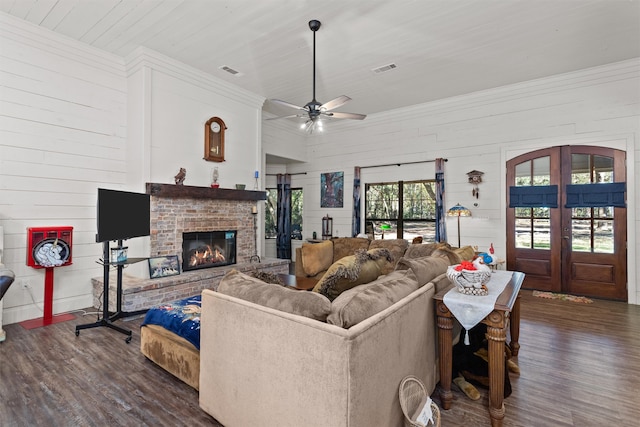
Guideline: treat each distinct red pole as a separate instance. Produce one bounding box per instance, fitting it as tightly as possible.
[43,267,54,324]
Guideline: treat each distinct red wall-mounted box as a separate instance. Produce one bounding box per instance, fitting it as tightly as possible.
[26,226,73,268]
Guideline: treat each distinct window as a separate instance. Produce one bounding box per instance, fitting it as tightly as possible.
[513,157,552,250]
[265,188,303,240]
[365,180,436,241]
[570,154,614,253]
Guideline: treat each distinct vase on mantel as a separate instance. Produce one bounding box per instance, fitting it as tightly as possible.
[211,167,220,188]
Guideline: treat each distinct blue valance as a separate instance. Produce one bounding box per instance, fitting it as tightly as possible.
[565,182,626,208]
[509,185,558,208]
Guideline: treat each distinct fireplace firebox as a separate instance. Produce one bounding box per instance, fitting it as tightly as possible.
[182,230,237,272]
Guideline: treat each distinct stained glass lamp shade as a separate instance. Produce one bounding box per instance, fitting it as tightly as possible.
[447,204,471,247]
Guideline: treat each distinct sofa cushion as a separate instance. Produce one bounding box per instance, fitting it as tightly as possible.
[454,245,476,261]
[394,256,449,287]
[312,248,391,301]
[368,238,409,275]
[300,240,334,277]
[431,247,463,265]
[403,242,451,259]
[327,268,419,328]
[331,237,371,263]
[217,270,331,321]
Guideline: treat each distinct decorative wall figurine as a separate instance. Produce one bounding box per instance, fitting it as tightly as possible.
[467,170,484,198]
[174,168,186,185]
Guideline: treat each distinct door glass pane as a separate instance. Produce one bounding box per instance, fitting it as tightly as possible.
[594,155,614,183]
[515,161,531,186]
[533,219,550,249]
[532,157,550,185]
[571,154,590,184]
[594,220,614,253]
[515,218,532,248]
[572,219,592,252]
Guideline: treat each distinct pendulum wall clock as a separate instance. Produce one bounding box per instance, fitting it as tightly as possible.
[204,116,227,162]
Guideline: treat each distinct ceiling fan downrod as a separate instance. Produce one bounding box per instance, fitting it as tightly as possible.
[309,19,321,117]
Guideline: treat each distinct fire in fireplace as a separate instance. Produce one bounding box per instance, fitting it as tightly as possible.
[182,230,237,272]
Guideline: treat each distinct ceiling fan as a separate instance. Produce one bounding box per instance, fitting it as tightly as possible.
[268,19,366,132]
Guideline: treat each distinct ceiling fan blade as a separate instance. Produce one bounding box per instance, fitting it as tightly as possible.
[270,99,306,111]
[327,112,367,120]
[266,114,302,121]
[320,95,351,112]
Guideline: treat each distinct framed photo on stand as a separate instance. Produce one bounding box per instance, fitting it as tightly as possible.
[148,255,180,279]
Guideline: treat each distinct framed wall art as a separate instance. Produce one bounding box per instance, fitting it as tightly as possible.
[321,171,344,208]
[148,255,180,279]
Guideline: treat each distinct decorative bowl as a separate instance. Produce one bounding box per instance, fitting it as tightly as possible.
[235,184,246,190]
[446,265,491,296]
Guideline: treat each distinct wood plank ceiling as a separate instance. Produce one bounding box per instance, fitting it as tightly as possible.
[1,0,639,118]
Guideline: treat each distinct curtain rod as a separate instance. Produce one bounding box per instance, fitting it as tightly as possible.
[359,158,447,170]
[266,172,308,176]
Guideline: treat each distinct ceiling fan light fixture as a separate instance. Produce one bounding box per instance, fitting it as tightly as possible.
[267,19,366,131]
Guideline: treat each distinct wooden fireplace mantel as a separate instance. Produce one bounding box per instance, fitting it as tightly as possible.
[146,183,266,201]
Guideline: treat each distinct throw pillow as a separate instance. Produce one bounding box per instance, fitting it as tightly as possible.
[327,269,420,328]
[394,256,449,287]
[368,238,409,275]
[403,242,451,259]
[249,270,285,285]
[454,245,476,261]
[217,270,331,321]
[300,240,334,277]
[431,247,462,265]
[312,248,392,301]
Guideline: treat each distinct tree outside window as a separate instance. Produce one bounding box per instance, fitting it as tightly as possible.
[265,188,303,240]
[365,180,436,241]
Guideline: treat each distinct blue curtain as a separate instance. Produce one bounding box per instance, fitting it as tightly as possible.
[565,182,626,208]
[276,173,292,259]
[435,158,447,243]
[351,167,361,237]
[509,185,558,208]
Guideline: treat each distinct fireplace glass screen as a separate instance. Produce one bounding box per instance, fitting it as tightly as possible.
[182,230,237,271]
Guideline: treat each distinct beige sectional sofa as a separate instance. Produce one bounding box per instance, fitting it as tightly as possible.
[199,253,454,427]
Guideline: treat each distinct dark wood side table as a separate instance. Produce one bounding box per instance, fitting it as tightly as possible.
[278,274,318,291]
[434,271,524,427]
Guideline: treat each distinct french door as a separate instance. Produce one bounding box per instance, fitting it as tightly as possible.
[506,146,627,301]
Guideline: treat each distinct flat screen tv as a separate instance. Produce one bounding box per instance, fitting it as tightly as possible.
[96,188,150,243]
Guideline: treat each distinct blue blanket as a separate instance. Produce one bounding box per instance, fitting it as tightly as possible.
[141,295,201,350]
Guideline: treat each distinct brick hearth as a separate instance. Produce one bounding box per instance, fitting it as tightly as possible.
[93,259,289,312]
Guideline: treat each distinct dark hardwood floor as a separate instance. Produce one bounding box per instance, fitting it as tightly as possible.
[1,290,639,427]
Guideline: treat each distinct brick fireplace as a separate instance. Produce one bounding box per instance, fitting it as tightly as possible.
[91,184,289,312]
[147,183,262,265]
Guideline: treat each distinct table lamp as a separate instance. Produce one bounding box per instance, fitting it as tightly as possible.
[447,204,471,247]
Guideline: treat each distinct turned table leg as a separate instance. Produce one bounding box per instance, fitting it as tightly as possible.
[436,301,454,410]
[486,313,507,427]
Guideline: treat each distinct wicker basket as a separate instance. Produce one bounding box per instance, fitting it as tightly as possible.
[399,376,441,427]
[446,265,491,296]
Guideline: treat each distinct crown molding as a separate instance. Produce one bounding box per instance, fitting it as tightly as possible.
[125,47,264,109]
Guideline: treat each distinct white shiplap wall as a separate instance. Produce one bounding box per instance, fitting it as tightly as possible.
[273,59,639,304]
[0,14,128,324]
[0,15,267,324]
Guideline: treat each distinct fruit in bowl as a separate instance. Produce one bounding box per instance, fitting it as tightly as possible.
[446,258,492,296]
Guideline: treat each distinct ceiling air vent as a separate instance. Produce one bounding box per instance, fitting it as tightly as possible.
[219,65,241,76]
[372,63,397,74]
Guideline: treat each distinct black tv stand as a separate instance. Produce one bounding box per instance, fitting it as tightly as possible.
[75,240,147,343]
